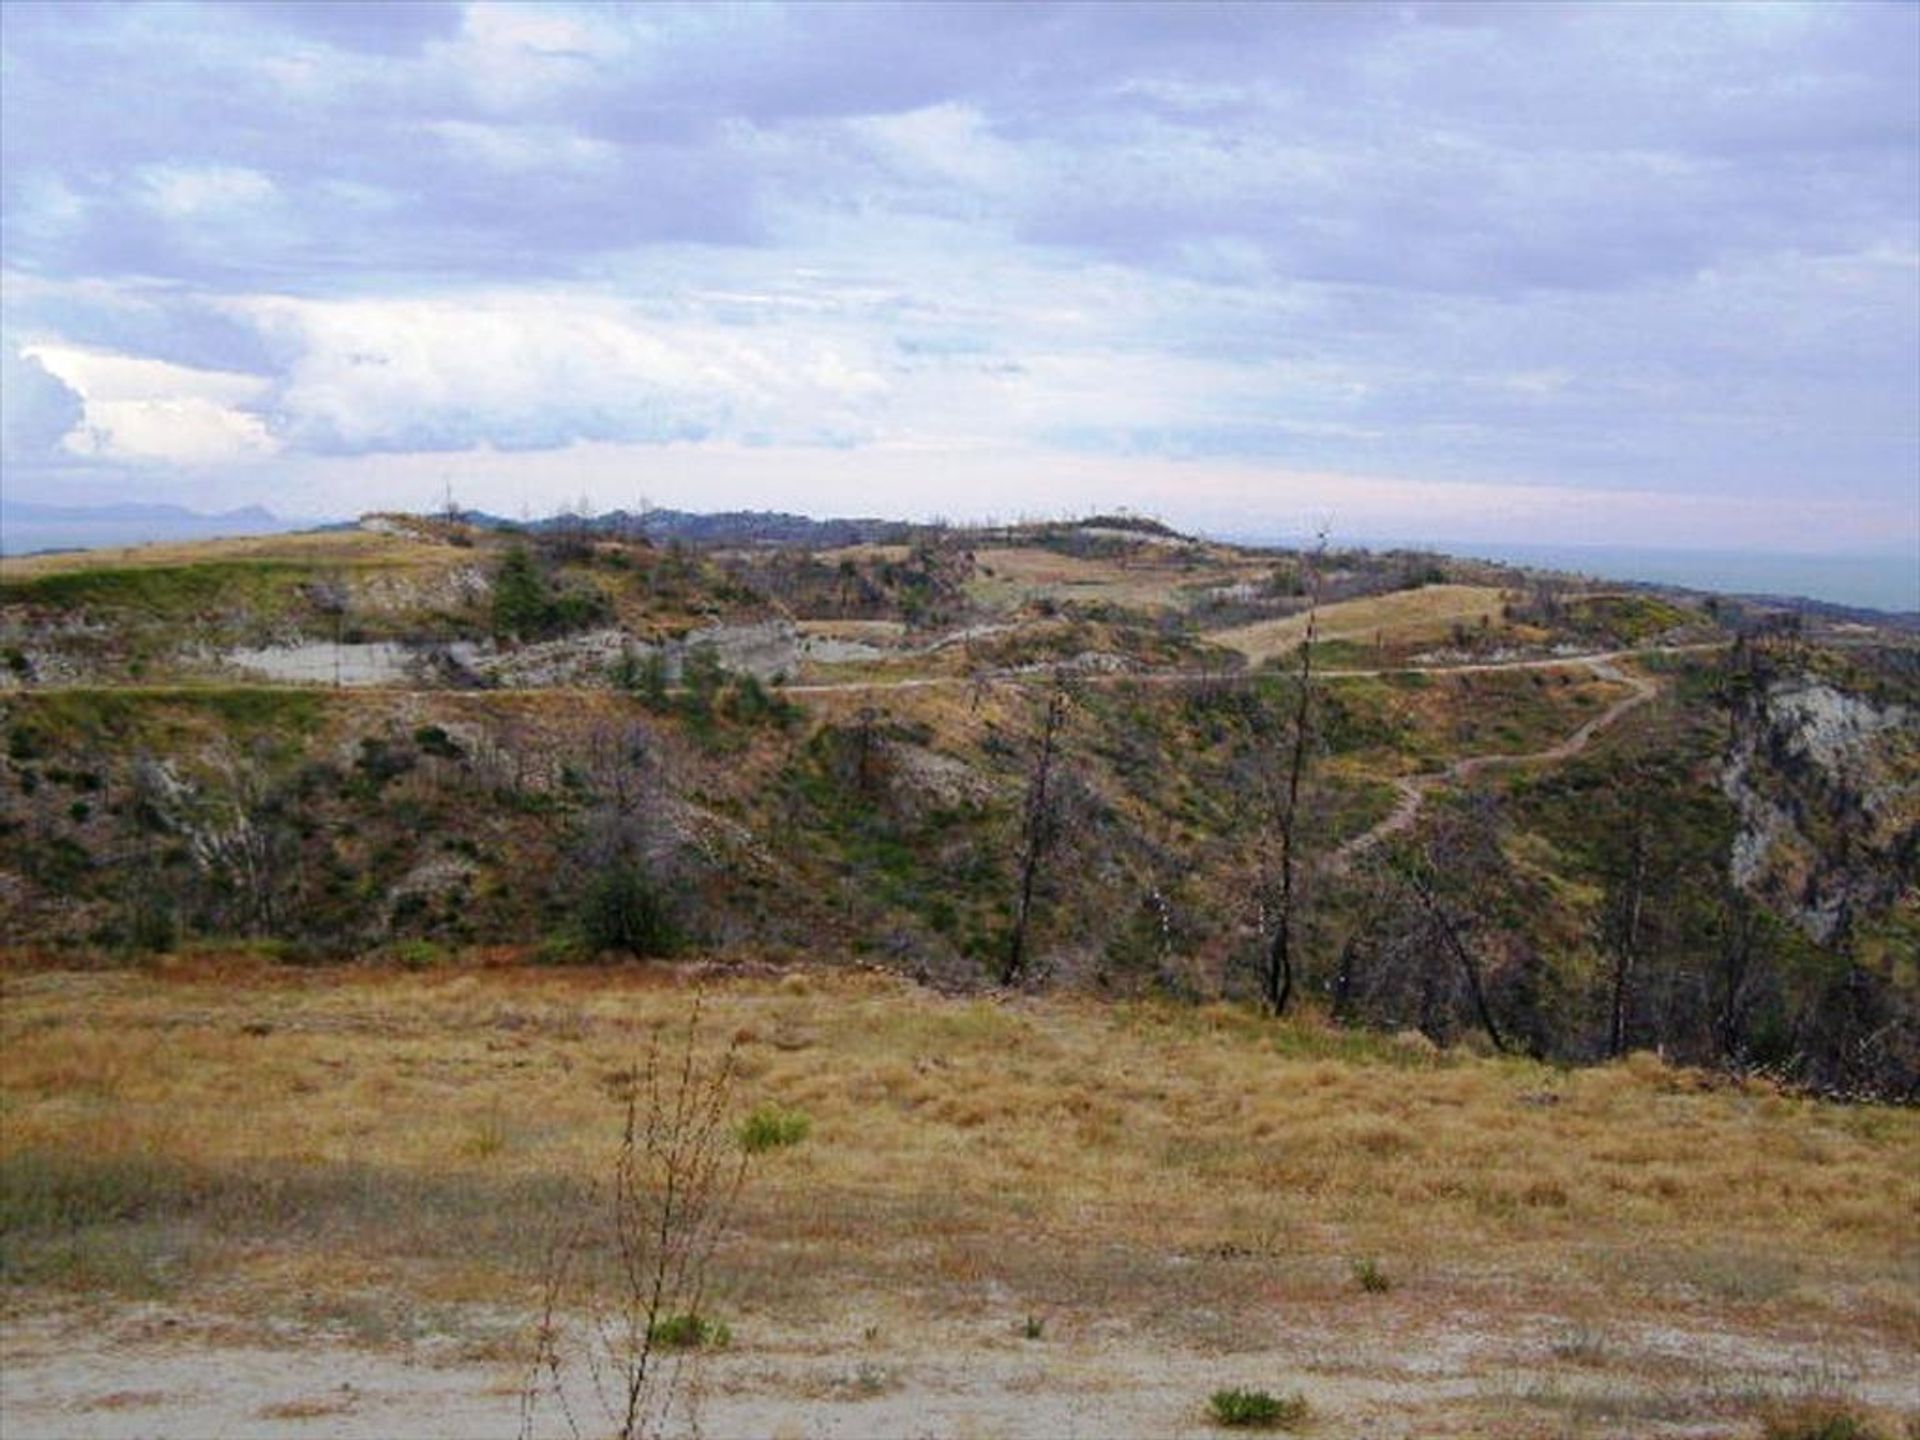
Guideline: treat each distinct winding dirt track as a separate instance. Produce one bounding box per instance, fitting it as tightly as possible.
[5,643,1704,848]
[1333,657,1661,866]
[779,641,1721,696]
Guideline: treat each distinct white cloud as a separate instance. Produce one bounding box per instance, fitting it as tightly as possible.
[22,342,278,464]
[426,120,618,172]
[428,2,627,111]
[226,290,891,452]
[137,164,279,220]
[0,339,83,460]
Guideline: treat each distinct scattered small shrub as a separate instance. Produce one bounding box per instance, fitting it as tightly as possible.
[386,939,449,971]
[737,1104,811,1153]
[1209,1388,1309,1430]
[1351,1257,1391,1293]
[412,725,465,760]
[1761,1399,1890,1440]
[1021,1314,1044,1340]
[576,865,680,958]
[646,1312,731,1350]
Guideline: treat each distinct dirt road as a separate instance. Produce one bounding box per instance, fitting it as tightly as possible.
[5,1291,1913,1439]
[1334,658,1660,866]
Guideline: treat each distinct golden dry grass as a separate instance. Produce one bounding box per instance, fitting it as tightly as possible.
[4,965,1913,1288]
[966,543,1264,612]
[3,962,1915,1433]
[1211,584,1512,663]
[0,526,453,581]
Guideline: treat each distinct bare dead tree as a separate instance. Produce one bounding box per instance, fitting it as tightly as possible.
[1605,807,1650,1059]
[1400,862,1509,1054]
[1258,535,1324,1016]
[1710,883,1772,1064]
[1004,676,1069,985]
[570,722,682,956]
[1364,796,1516,1055]
[523,998,748,1440]
[138,742,296,937]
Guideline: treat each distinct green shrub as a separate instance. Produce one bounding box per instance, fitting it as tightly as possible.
[1208,1388,1309,1430]
[491,544,610,641]
[646,1312,731,1349]
[412,725,465,760]
[386,939,449,971]
[576,865,680,957]
[1351,1257,1391,1293]
[737,1104,811,1153]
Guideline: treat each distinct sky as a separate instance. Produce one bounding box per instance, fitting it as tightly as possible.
[2,0,1917,562]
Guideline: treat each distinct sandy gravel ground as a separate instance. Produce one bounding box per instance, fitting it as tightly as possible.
[6,1297,1916,1440]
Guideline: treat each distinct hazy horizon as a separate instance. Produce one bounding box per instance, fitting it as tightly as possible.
[3,2,1917,563]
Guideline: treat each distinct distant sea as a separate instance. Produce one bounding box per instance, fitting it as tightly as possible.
[1274,537,1919,615]
[0,503,297,557]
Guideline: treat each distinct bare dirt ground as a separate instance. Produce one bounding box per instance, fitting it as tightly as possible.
[7,1291,1916,1439]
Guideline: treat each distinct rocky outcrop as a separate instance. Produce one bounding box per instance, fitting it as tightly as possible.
[1722,675,1917,943]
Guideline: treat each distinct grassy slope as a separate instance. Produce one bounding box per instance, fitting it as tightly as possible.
[1210,584,1511,663]
[1,964,1915,1434]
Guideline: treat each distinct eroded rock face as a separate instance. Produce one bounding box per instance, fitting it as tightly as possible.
[682,619,798,682]
[217,619,803,690]
[1722,676,1916,943]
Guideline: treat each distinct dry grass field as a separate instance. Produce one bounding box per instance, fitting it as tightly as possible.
[965,543,1266,613]
[1210,585,1513,665]
[0,526,449,582]
[3,960,1915,1437]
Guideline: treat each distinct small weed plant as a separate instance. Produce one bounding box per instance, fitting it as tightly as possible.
[646,1312,731,1350]
[737,1104,810,1153]
[1351,1256,1391,1293]
[1209,1388,1310,1430]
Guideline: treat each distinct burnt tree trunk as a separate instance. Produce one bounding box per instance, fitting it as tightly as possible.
[1004,684,1067,986]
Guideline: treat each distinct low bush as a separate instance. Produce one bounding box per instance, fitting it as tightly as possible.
[737,1104,811,1153]
[1351,1256,1391,1293]
[646,1311,731,1350]
[1208,1388,1309,1430]
[576,865,681,958]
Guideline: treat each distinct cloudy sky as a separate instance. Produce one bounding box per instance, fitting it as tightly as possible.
[2,1,1916,557]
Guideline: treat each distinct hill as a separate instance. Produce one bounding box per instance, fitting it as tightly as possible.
[1,511,1913,1096]
[2,509,1917,1435]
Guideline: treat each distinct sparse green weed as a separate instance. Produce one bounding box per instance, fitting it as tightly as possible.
[737,1104,811,1153]
[1209,1388,1309,1429]
[1351,1257,1391,1293]
[646,1312,732,1350]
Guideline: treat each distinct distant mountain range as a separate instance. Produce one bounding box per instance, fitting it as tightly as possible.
[0,501,298,556]
[446,506,917,548]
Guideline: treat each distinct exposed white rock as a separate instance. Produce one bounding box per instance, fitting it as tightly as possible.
[1761,679,1909,776]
